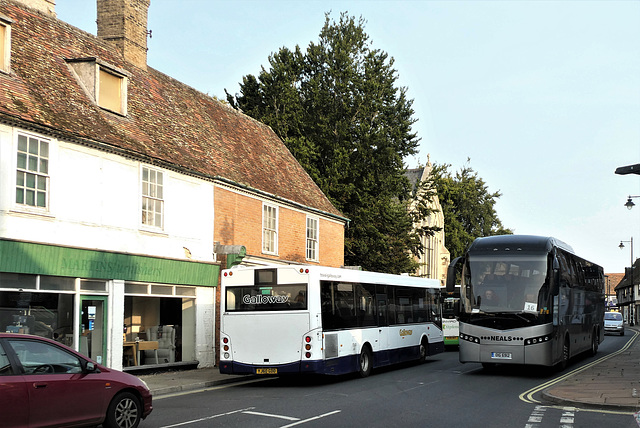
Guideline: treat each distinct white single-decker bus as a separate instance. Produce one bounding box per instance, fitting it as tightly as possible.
[220,265,444,377]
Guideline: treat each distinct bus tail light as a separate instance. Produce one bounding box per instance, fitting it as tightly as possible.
[221,335,231,359]
[304,335,312,358]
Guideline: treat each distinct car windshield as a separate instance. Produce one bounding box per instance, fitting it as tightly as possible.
[604,312,622,321]
[462,255,548,314]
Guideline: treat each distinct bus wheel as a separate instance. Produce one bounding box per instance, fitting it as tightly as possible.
[419,338,428,363]
[358,346,372,378]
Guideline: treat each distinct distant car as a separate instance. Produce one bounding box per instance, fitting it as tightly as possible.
[0,333,152,428]
[604,312,625,336]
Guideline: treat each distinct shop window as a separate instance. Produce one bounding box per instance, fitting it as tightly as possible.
[151,284,173,295]
[175,286,197,297]
[80,280,107,292]
[0,291,75,345]
[0,273,36,290]
[40,276,75,291]
[123,295,196,366]
[125,283,149,294]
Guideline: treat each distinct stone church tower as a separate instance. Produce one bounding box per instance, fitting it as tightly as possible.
[405,155,450,284]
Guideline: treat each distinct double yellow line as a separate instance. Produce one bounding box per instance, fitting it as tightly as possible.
[519,329,639,414]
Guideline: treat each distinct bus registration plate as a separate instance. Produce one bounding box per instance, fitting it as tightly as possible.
[491,352,512,360]
[256,368,277,374]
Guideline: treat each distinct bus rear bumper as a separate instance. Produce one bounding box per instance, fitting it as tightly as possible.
[219,360,328,375]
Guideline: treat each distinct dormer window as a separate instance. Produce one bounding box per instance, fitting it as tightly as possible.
[67,58,129,116]
[0,14,13,73]
[98,67,125,114]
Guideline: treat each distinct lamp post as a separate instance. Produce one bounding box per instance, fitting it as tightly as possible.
[625,195,640,210]
[620,237,634,325]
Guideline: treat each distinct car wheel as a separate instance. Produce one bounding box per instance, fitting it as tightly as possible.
[104,392,142,428]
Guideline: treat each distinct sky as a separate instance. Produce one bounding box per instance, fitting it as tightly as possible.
[55,0,640,274]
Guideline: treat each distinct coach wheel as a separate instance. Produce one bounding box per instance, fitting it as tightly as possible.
[557,337,569,372]
[590,329,599,356]
[358,345,372,378]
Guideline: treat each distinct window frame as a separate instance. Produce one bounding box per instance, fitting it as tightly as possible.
[14,132,50,211]
[97,66,127,115]
[262,203,278,255]
[0,15,12,74]
[140,165,164,230]
[306,215,319,262]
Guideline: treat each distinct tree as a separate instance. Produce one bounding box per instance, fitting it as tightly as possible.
[431,161,512,259]
[226,13,431,273]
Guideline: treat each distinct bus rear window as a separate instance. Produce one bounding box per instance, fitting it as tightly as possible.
[226,284,307,312]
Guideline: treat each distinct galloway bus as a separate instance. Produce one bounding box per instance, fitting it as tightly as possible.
[220,265,444,377]
[442,285,461,346]
[446,235,605,369]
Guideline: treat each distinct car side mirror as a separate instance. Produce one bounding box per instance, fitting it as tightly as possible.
[85,362,97,373]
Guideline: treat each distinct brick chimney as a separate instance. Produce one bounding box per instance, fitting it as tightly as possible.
[96,0,150,70]
[14,0,56,16]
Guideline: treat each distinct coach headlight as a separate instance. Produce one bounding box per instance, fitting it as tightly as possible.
[525,334,552,346]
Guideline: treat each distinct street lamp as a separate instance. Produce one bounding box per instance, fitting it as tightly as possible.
[620,237,635,325]
[625,195,640,210]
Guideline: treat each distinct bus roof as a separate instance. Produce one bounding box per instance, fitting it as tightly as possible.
[467,235,574,255]
[223,264,442,289]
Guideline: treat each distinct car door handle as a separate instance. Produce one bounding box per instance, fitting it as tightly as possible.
[33,383,48,389]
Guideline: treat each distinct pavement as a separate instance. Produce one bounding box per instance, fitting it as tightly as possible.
[137,326,640,412]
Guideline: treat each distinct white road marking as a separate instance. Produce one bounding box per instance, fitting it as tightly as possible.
[278,410,342,427]
[243,411,300,421]
[159,407,255,428]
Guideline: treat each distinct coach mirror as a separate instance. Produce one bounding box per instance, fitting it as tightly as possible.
[446,257,463,293]
[551,254,560,294]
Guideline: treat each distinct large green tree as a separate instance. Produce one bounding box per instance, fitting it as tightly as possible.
[430,161,512,259]
[226,13,434,273]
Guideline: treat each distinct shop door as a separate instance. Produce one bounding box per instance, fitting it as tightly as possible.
[80,296,107,365]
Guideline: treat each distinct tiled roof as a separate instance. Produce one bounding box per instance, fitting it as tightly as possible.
[607,273,625,288]
[0,1,344,219]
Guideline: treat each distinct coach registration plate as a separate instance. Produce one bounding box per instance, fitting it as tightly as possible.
[256,368,277,374]
[491,352,512,360]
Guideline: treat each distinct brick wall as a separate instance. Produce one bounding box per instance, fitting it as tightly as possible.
[214,186,344,267]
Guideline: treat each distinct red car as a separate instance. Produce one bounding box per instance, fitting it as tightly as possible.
[0,333,152,428]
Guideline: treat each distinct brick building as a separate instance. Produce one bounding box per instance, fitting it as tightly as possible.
[0,0,346,370]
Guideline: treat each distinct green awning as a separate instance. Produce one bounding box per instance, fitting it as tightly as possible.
[0,239,220,287]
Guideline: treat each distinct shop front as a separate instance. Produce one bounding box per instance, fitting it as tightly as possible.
[0,239,220,370]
